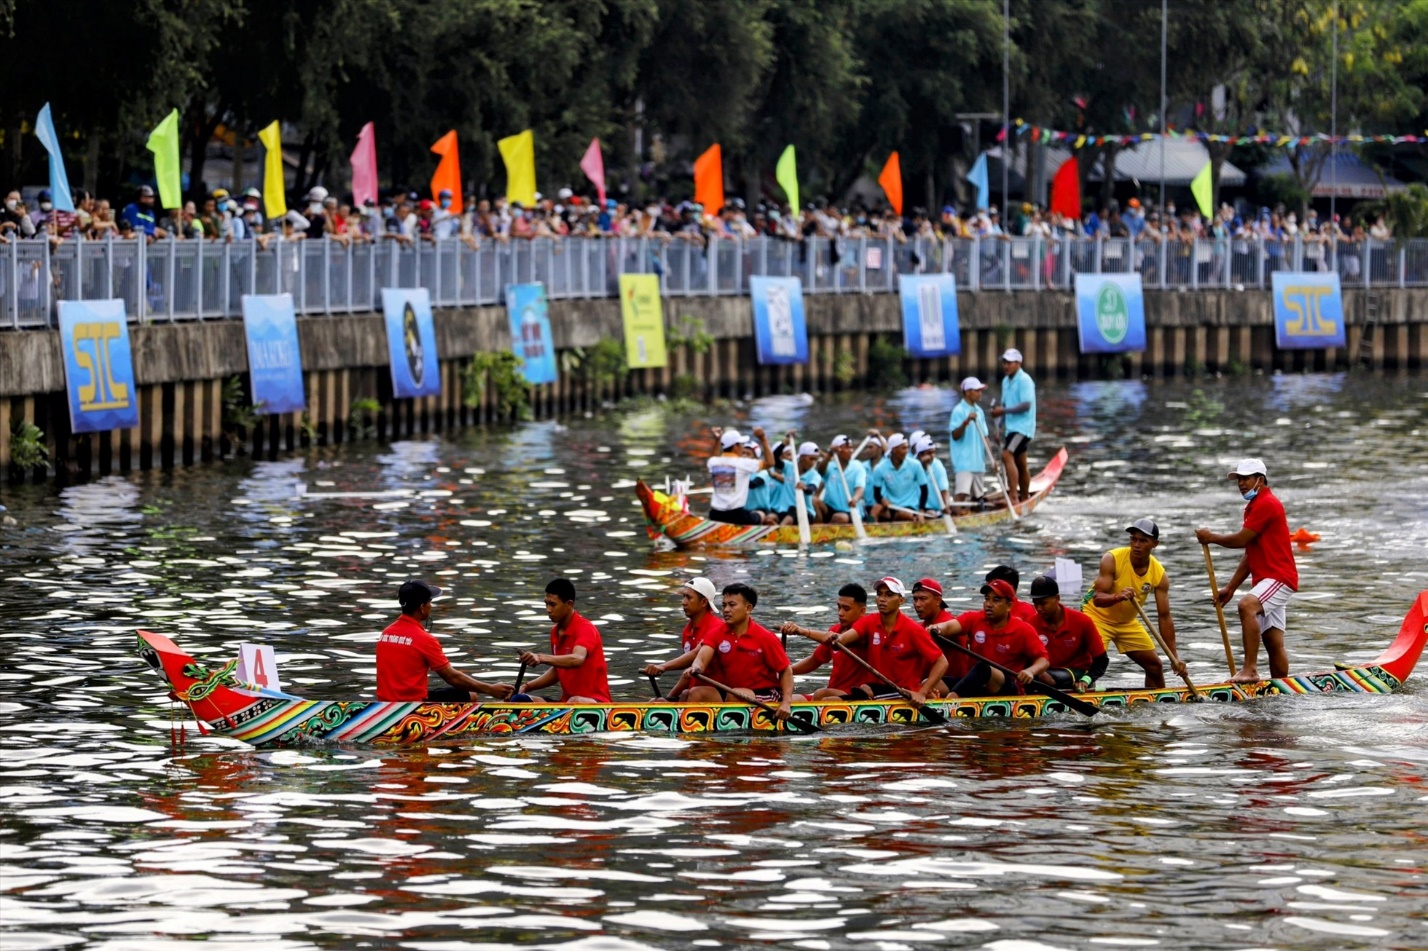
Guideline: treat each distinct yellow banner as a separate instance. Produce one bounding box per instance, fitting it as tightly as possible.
[619,274,667,369]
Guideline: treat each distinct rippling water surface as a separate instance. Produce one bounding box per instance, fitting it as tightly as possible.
[2,371,1426,951]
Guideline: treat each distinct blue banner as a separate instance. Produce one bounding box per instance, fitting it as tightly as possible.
[898,274,961,357]
[240,294,305,414]
[57,300,139,434]
[1074,274,1147,354]
[380,288,441,398]
[750,276,808,365]
[505,282,558,385]
[1272,272,1346,349]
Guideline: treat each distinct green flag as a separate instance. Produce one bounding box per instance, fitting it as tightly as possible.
[146,109,182,210]
[1190,161,1213,218]
[775,144,799,213]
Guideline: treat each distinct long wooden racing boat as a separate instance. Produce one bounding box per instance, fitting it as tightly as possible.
[138,591,1426,747]
[637,448,1068,548]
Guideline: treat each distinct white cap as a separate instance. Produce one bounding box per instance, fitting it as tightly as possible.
[960,376,987,392]
[829,434,850,449]
[875,576,907,596]
[909,430,926,446]
[913,435,936,455]
[744,440,762,458]
[1001,348,1023,363]
[886,433,907,450]
[557,187,573,200]
[305,186,329,203]
[797,441,821,458]
[681,577,719,603]
[719,429,743,450]
[1227,458,1268,480]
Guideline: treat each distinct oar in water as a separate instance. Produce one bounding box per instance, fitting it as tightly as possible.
[1133,600,1203,701]
[831,456,868,541]
[976,424,1021,521]
[1200,543,1239,677]
[689,671,822,734]
[796,631,946,724]
[793,483,813,548]
[929,631,1098,717]
[646,673,662,699]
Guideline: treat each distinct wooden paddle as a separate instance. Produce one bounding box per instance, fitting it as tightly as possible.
[1200,543,1239,676]
[1133,600,1203,701]
[977,424,1021,521]
[690,671,822,734]
[797,631,947,724]
[793,483,813,547]
[929,631,1098,717]
[831,456,868,541]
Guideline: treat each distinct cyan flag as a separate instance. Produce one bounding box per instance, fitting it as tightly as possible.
[35,103,75,213]
[966,152,989,213]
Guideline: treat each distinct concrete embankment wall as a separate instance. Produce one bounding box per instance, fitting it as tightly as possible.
[1,288,1424,483]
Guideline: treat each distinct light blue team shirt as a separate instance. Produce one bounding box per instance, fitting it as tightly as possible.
[796,465,822,515]
[947,400,989,473]
[744,470,769,513]
[765,459,796,514]
[1001,369,1037,438]
[925,457,950,495]
[873,455,929,510]
[820,458,867,514]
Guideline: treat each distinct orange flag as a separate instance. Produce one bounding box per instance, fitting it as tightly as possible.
[878,151,903,216]
[693,143,724,212]
[430,130,463,213]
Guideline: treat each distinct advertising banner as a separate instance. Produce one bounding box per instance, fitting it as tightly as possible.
[1272,272,1346,349]
[750,276,808,365]
[505,282,558,384]
[1074,273,1147,354]
[57,300,140,434]
[898,274,961,358]
[619,274,668,369]
[380,288,441,398]
[240,293,305,414]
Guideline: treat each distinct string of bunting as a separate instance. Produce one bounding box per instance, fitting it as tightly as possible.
[997,118,1425,149]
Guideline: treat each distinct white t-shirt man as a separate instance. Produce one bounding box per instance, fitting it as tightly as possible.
[708,455,763,512]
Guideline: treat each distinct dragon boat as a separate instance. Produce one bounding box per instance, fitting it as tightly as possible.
[637,448,1069,548]
[138,591,1425,747]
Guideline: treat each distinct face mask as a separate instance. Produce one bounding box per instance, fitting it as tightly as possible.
[40,202,53,212]
[440,198,452,210]
[4,199,16,211]
[1241,488,1258,502]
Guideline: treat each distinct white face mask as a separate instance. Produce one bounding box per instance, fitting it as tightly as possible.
[4,199,16,211]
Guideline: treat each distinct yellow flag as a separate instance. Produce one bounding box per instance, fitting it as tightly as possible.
[498,129,537,207]
[145,109,182,210]
[1190,161,1213,217]
[258,121,287,219]
[619,274,667,369]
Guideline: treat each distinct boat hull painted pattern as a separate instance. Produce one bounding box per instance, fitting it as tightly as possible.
[637,448,1069,548]
[138,594,1426,747]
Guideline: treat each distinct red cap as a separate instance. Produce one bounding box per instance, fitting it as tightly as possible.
[980,579,1016,601]
[912,577,943,597]
[418,199,434,211]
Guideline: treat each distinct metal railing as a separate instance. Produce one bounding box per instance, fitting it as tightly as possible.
[5,233,1427,329]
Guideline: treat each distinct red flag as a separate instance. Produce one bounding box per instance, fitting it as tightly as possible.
[877,151,903,216]
[1049,156,1080,220]
[580,137,605,206]
[350,122,378,208]
[693,143,724,212]
[429,130,462,213]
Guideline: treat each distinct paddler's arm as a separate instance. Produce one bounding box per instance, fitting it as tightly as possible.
[912,655,948,707]
[777,665,795,720]
[642,646,698,677]
[1194,525,1258,550]
[1212,554,1252,606]
[1016,655,1050,685]
[669,643,716,697]
[1091,551,1134,607]
[927,619,964,639]
[520,645,588,669]
[434,664,513,699]
[753,427,774,471]
[1080,653,1110,691]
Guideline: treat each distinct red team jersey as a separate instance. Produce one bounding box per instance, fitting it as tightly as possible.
[550,612,612,702]
[376,614,450,701]
[810,622,869,694]
[1010,598,1038,623]
[703,621,791,691]
[852,612,944,692]
[954,610,1048,672]
[682,610,725,654]
[1243,487,1298,590]
[1028,607,1106,670]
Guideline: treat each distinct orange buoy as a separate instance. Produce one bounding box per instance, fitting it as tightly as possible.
[1290,527,1320,548]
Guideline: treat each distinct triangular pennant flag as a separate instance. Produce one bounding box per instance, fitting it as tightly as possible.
[430,130,463,213]
[1190,161,1213,218]
[693,143,724,213]
[775,144,799,212]
[350,122,378,208]
[257,120,287,218]
[1049,157,1080,220]
[34,103,75,213]
[580,138,606,207]
[966,153,989,211]
[147,109,182,210]
[877,151,902,216]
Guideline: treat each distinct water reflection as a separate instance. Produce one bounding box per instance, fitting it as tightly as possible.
[1,371,1425,949]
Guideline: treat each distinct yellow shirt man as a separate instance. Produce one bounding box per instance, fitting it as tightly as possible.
[1080,519,1185,690]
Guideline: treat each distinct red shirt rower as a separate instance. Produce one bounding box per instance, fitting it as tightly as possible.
[1025,574,1108,693]
[376,579,512,703]
[929,578,1048,698]
[513,578,611,703]
[785,583,871,699]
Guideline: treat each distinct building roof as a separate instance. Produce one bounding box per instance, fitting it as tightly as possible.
[1259,150,1407,198]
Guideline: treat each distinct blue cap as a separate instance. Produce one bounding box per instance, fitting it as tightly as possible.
[37,189,51,201]
[606,198,617,209]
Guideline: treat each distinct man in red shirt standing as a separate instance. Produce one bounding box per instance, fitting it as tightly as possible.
[929,578,1048,697]
[686,583,799,721]
[640,577,723,699]
[826,577,947,709]
[783,583,869,699]
[1025,575,1108,693]
[1196,458,1299,683]
[513,578,612,702]
[376,580,512,703]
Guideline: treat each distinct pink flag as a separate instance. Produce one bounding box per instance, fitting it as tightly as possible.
[350,122,378,208]
[580,137,606,206]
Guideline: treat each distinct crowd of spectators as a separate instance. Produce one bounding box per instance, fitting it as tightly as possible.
[0,180,1395,275]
